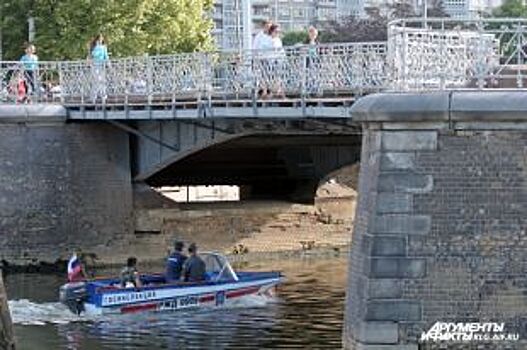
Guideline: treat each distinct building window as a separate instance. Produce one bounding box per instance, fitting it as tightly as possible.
[280,8,290,16]
[294,9,305,17]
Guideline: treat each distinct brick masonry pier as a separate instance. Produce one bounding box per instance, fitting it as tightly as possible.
[0,107,135,265]
[344,91,527,349]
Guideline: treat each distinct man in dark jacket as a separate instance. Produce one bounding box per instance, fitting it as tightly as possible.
[182,243,206,282]
[165,241,187,283]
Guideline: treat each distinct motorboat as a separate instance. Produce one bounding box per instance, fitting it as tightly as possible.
[59,252,282,315]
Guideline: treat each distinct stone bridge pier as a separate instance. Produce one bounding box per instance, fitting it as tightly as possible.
[344,91,527,349]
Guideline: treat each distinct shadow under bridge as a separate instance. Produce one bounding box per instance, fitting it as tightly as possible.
[128,118,362,203]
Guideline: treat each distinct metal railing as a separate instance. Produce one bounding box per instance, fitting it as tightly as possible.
[0,42,387,106]
[388,18,527,91]
[4,19,527,107]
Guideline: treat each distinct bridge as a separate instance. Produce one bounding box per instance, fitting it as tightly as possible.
[2,18,527,350]
[3,18,527,119]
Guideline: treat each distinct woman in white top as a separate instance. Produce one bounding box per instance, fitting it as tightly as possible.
[253,20,272,52]
[254,21,274,99]
[269,24,285,58]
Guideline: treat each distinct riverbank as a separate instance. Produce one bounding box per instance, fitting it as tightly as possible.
[1,239,349,275]
[3,165,358,273]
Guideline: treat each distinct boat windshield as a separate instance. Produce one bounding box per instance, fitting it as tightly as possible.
[200,252,239,282]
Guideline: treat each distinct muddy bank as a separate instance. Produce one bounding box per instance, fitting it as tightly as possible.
[1,244,349,276]
[5,164,359,271]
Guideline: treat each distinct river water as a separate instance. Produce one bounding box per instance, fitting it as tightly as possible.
[6,255,348,349]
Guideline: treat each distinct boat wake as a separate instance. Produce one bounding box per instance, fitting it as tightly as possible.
[8,299,95,326]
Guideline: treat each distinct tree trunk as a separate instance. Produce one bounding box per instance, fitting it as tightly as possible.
[0,271,15,350]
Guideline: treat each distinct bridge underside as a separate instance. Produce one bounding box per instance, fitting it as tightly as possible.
[135,127,361,202]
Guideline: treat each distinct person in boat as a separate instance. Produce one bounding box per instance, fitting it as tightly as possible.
[67,248,88,283]
[165,240,187,283]
[120,257,142,288]
[181,243,206,282]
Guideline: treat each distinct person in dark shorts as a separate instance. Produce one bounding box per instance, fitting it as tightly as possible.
[165,241,187,283]
[182,243,206,282]
[120,257,142,288]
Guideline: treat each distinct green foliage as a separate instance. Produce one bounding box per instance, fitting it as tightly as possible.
[317,1,449,44]
[493,0,527,17]
[282,30,308,46]
[0,0,33,60]
[1,0,214,60]
[320,17,388,43]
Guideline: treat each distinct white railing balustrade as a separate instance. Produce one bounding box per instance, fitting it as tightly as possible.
[0,43,388,106]
[3,19,527,107]
[388,18,527,90]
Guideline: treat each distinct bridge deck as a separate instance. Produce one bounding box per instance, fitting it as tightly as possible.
[65,95,358,119]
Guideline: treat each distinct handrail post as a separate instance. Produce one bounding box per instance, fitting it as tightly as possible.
[477,20,485,89]
[439,20,446,90]
[516,21,523,88]
[58,62,65,105]
[146,54,153,106]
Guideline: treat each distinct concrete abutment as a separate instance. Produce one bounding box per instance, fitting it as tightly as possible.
[345,91,527,349]
[0,109,135,266]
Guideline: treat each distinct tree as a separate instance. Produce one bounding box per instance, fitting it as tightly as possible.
[0,0,33,60]
[319,14,388,43]
[282,30,308,46]
[1,0,214,60]
[318,1,448,44]
[427,0,450,17]
[493,0,527,17]
[388,1,416,18]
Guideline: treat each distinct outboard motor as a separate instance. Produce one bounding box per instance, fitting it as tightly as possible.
[59,282,87,315]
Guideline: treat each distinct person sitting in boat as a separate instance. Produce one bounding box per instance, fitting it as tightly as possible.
[67,248,88,283]
[182,243,206,282]
[165,240,187,283]
[120,257,142,288]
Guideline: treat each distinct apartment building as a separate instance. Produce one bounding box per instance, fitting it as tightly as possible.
[211,0,340,49]
[441,0,503,17]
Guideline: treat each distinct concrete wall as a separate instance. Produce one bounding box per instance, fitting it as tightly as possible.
[0,108,133,266]
[345,92,527,349]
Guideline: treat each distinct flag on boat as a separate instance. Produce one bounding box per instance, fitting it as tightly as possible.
[67,254,82,282]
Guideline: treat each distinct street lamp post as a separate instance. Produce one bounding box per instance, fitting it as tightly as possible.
[28,14,35,43]
[423,0,428,27]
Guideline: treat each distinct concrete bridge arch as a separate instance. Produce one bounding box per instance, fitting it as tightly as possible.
[130,118,362,202]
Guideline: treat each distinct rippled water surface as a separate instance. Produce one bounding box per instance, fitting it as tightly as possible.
[7,256,347,349]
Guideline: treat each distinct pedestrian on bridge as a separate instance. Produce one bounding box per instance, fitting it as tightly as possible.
[20,43,39,97]
[88,34,109,104]
[253,20,273,99]
[304,26,321,95]
[253,19,272,52]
